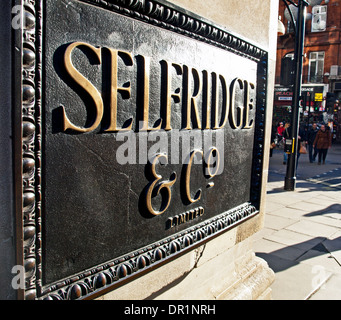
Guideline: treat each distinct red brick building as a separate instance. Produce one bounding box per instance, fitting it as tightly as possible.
[275,0,341,141]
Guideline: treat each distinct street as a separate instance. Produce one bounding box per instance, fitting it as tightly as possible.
[253,143,341,299]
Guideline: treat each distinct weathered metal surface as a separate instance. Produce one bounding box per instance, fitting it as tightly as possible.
[17,0,267,299]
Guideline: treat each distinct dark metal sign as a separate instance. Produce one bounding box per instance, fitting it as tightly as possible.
[17,0,267,299]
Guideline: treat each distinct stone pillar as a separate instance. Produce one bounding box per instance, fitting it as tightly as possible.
[98,0,278,301]
[4,0,277,300]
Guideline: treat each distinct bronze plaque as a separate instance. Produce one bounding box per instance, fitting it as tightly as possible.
[18,0,267,299]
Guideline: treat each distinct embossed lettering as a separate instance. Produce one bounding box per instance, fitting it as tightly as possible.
[162,61,182,131]
[213,73,229,130]
[243,81,255,129]
[166,207,204,229]
[184,149,203,203]
[105,48,134,132]
[145,154,177,216]
[62,42,103,133]
[229,78,244,129]
[202,70,211,130]
[204,146,220,178]
[57,42,256,133]
[184,66,202,130]
[138,55,162,131]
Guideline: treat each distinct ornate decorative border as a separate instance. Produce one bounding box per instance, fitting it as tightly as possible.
[17,0,267,300]
[40,202,258,300]
[20,0,43,300]
[80,0,266,62]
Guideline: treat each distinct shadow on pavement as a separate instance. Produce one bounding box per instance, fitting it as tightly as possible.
[304,204,341,217]
[256,145,341,298]
[256,236,341,276]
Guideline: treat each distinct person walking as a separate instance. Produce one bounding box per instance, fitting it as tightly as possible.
[277,122,285,137]
[296,123,308,168]
[307,122,318,163]
[275,121,285,149]
[313,124,332,165]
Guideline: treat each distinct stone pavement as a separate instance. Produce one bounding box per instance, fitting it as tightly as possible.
[253,143,341,300]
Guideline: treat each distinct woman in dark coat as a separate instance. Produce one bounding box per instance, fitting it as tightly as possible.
[313,124,332,165]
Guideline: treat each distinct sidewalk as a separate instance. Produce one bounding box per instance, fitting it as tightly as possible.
[253,143,341,300]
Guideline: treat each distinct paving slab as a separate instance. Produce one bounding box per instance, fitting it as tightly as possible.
[258,145,341,300]
[303,204,341,218]
[286,201,327,213]
[254,238,306,261]
[267,206,308,220]
[304,196,339,207]
[252,227,275,242]
[264,201,286,214]
[263,214,297,231]
[285,220,340,238]
[266,193,306,207]
[296,249,341,275]
[308,274,341,300]
[328,230,341,240]
[302,215,341,229]
[322,237,341,266]
[318,191,341,202]
[263,229,324,253]
[256,252,328,300]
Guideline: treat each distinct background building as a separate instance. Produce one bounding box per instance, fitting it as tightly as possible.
[275,0,341,142]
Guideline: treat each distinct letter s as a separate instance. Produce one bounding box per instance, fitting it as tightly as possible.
[62,42,103,133]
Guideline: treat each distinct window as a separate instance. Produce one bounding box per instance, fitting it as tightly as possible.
[308,52,325,83]
[311,5,327,32]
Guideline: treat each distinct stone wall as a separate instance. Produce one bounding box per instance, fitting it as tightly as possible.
[98,0,278,300]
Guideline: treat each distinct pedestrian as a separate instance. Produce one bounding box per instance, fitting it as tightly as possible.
[274,122,284,149]
[277,122,285,137]
[283,122,290,164]
[313,124,332,165]
[296,123,307,167]
[325,124,332,159]
[307,122,318,163]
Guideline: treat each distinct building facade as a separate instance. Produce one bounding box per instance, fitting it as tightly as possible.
[275,0,341,141]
